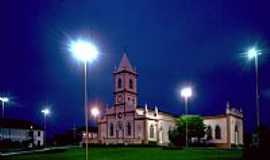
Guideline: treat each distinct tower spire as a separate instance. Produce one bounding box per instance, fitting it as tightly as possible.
[117,53,135,73]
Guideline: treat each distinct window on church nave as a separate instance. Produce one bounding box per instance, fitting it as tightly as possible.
[206,126,212,140]
[215,125,221,139]
[118,78,122,88]
[234,125,239,144]
[127,122,131,136]
[150,124,154,138]
[129,79,133,89]
[235,124,239,133]
[110,123,114,136]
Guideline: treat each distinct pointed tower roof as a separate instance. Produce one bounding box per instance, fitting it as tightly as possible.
[116,54,136,73]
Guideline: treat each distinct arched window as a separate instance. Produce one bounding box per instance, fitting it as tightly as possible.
[235,125,239,144]
[110,123,114,136]
[117,78,122,88]
[206,126,212,140]
[127,122,131,136]
[129,79,133,89]
[215,125,221,139]
[235,125,238,132]
[150,124,154,138]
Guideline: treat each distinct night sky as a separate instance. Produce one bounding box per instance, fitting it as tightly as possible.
[1,0,270,135]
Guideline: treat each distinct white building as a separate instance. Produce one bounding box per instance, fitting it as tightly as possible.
[203,103,244,148]
[0,119,44,147]
[97,54,244,148]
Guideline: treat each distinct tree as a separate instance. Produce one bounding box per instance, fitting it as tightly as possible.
[169,128,185,147]
[169,115,205,146]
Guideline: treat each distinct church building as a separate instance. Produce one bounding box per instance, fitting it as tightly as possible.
[97,54,244,147]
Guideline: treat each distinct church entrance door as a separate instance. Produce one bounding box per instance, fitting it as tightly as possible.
[117,121,124,143]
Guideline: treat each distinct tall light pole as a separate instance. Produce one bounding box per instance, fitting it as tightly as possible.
[246,47,262,129]
[0,97,9,118]
[41,108,50,147]
[180,87,192,148]
[69,39,99,160]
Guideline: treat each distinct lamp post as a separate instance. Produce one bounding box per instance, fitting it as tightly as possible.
[0,97,9,118]
[41,108,50,147]
[69,39,99,160]
[246,47,262,129]
[180,87,192,148]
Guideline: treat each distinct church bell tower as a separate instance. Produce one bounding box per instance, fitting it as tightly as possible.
[113,54,138,115]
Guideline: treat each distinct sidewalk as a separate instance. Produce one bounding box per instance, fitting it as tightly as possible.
[0,145,78,157]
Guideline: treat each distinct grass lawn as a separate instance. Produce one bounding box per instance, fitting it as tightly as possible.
[4,147,242,160]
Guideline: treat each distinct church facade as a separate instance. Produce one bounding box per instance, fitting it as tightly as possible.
[97,54,243,147]
[203,104,244,148]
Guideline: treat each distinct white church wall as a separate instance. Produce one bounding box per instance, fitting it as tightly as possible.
[99,123,107,140]
[229,116,244,145]
[147,120,158,142]
[203,117,227,144]
[157,113,176,144]
[123,113,135,138]
[136,108,144,116]
[33,130,44,146]
[134,120,144,140]
[107,117,117,139]
[158,119,175,144]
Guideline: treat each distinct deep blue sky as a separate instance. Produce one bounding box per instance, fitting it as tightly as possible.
[1,0,270,135]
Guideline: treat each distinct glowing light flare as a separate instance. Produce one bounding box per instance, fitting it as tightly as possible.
[246,47,262,60]
[0,97,9,103]
[41,108,50,116]
[180,87,192,99]
[91,107,100,118]
[69,39,99,63]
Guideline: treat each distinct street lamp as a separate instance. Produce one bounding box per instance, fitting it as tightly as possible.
[0,97,9,118]
[69,39,98,63]
[180,87,193,147]
[69,38,99,160]
[245,47,262,129]
[91,107,100,118]
[41,108,50,147]
[91,107,100,142]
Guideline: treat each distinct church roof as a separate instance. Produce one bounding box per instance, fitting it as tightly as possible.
[116,54,135,73]
[137,105,178,117]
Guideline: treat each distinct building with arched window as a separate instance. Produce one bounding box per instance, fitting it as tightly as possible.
[109,123,114,137]
[127,122,132,136]
[203,102,244,148]
[96,54,244,148]
[215,125,221,139]
[97,54,176,145]
[206,126,212,140]
[149,125,154,138]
